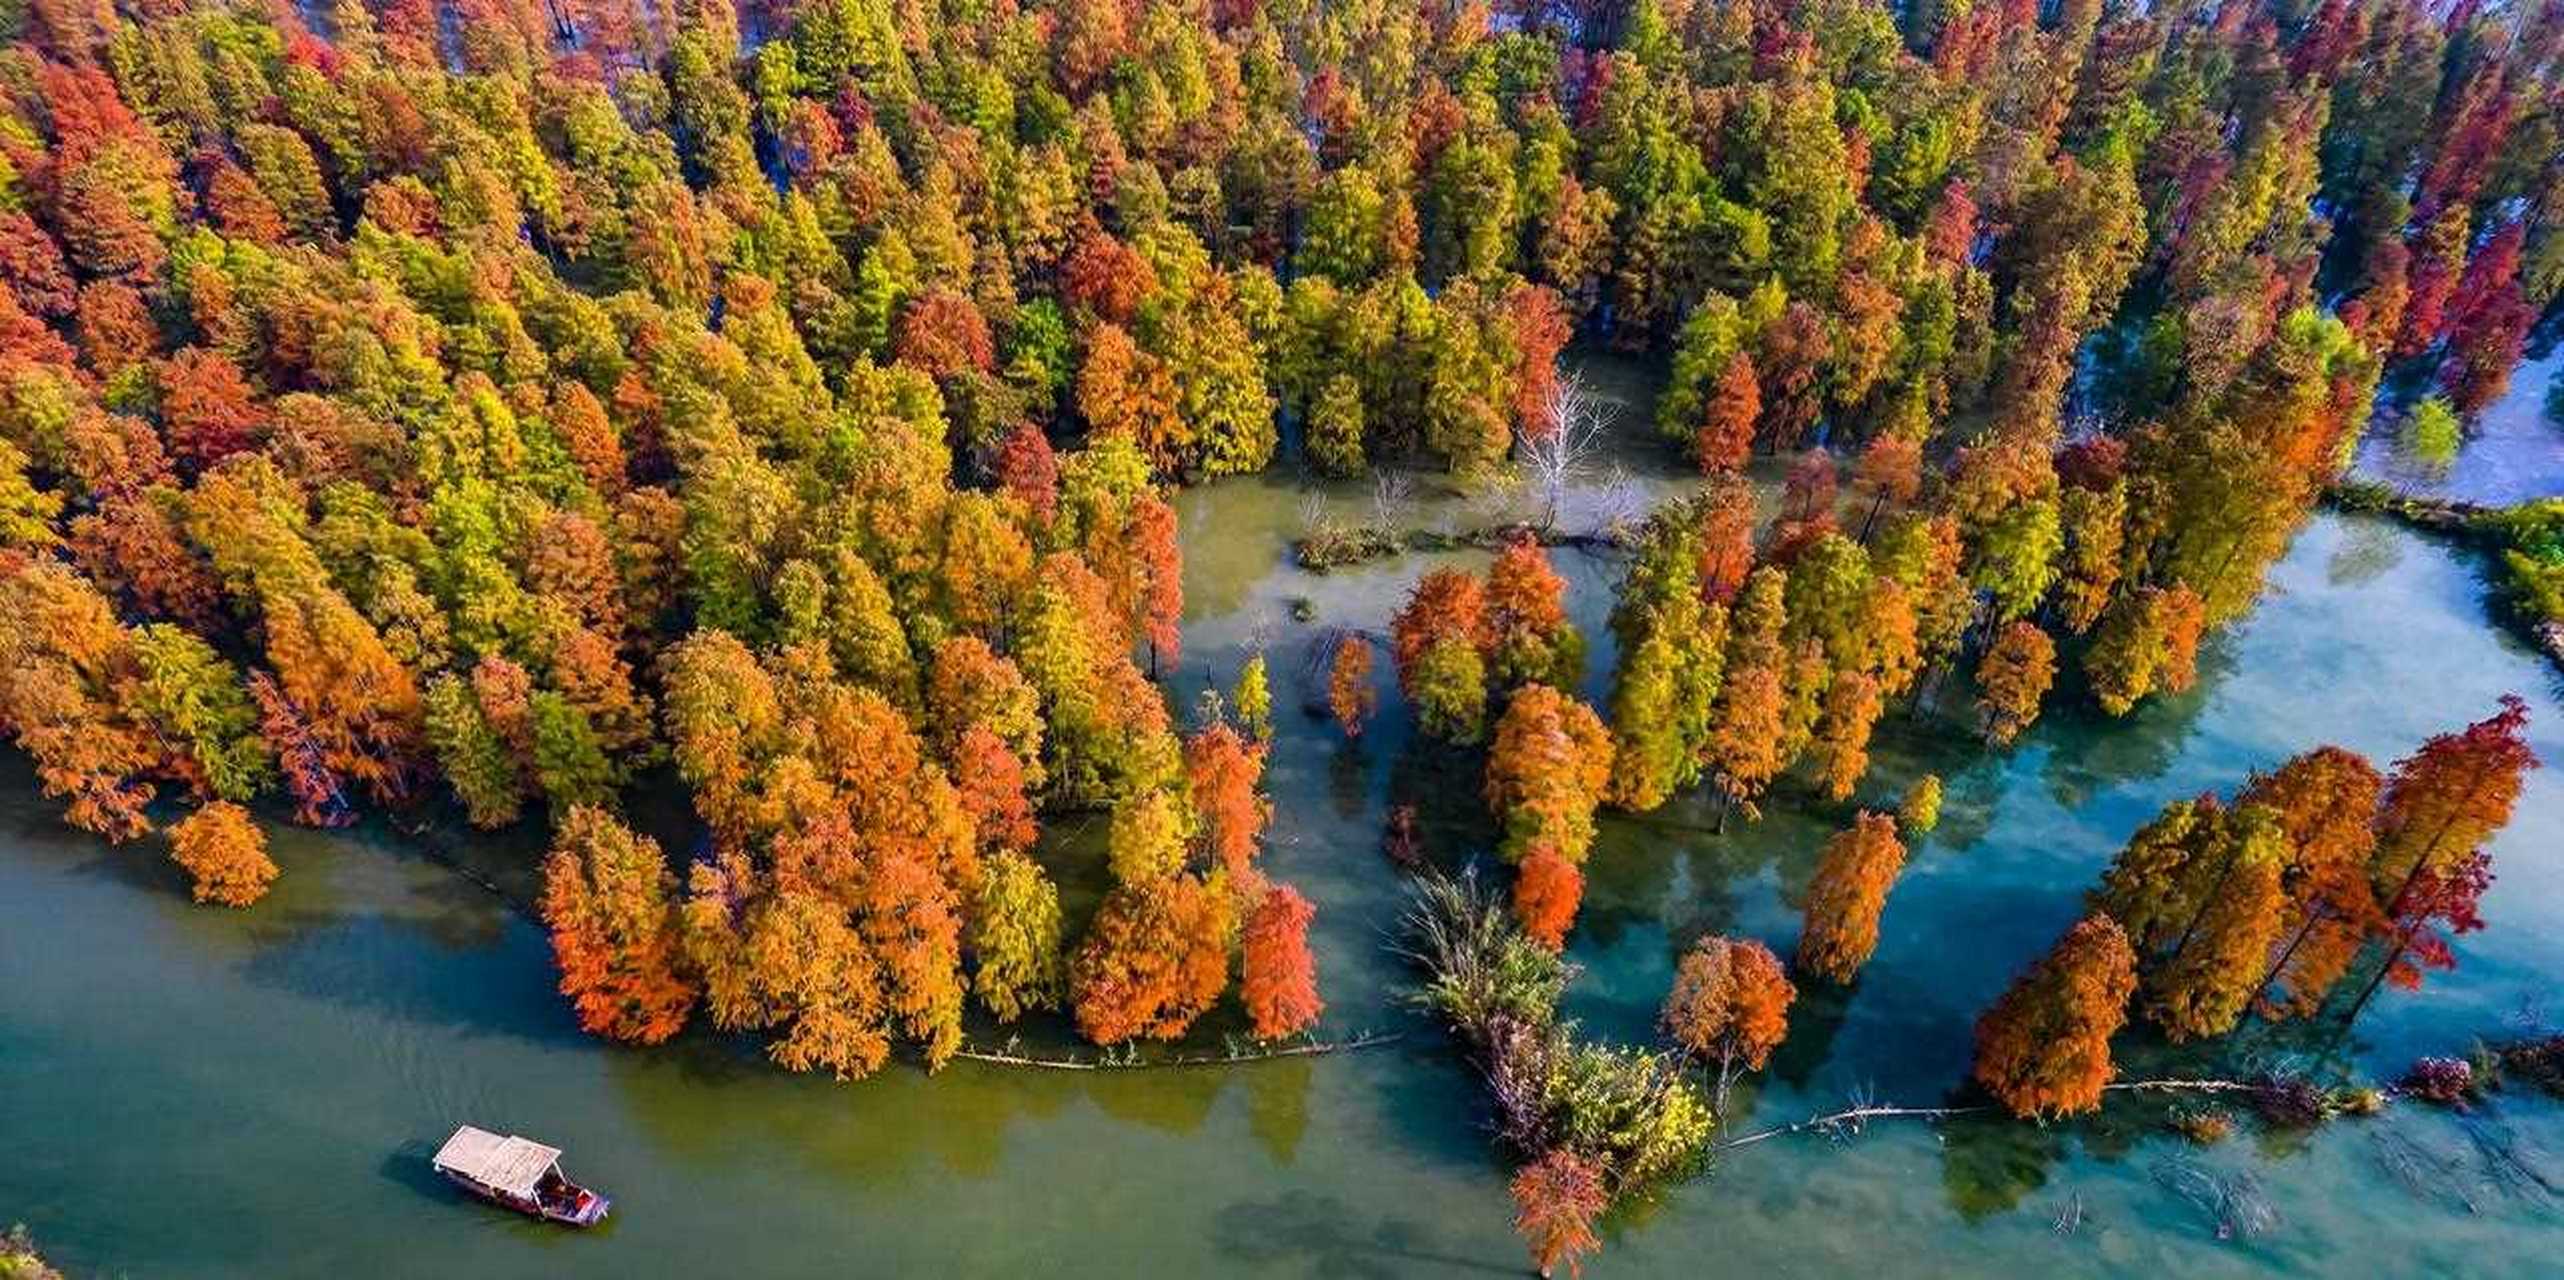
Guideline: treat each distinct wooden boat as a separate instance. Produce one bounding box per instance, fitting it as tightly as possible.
[430,1126,611,1227]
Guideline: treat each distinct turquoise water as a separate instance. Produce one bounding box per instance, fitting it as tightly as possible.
[5,366,2563,1275]
[2353,345,2564,505]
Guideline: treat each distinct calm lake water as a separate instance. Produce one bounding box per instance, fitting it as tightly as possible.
[6,356,2564,1277]
[2353,343,2564,506]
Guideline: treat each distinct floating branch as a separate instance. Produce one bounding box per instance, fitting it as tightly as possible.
[1293,521,1628,572]
[1716,1077,2339,1151]
[2151,1155,2279,1240]
[953,1030,1401,1071]
[1715,1102,1991,1150]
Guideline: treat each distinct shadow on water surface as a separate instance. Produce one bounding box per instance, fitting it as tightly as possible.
[1940,1109,2069,1222]
[235,908,587,1048]
[1210,1188,1512,1279]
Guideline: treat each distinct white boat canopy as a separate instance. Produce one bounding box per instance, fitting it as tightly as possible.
[432,1126,564,1199]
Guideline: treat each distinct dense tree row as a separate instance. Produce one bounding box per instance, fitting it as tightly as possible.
[0,0,1346,1071]
[1975,698,2537,1118]
[0,0,2551,1085]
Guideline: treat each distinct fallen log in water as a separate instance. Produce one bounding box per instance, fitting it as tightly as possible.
[953,1030,1403,1070]
[1294,522,1626,571]
[1714,1077,2324,1151]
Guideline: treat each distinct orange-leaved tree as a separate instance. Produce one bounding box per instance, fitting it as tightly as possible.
[1809,669,1883,802]
[2139,808,2286,1041]
[1070,872,1235,1045]
[1327,635,1376,738]
[2349,696,2538,1016]
[1392,568,1490,742]
[1484,537,1584,694]
[541,804,697,1044]
[1695,351,1759,474]
[1512,845,1584,951]
[1973,620,2055,746]
[1795,811,1907,982]
[1484,684,1613,867]
[1972,914,2139,1119]
[1705,566,1789,825]
[167,800,277,907]
[1185,720,1268,881]
[1661,934,1796,1109]
[1240,883,1322,1041]
[2240,746,2383,1017]
[1510,1149,1607,1280]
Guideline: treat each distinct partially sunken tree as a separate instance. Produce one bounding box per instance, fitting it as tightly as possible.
[1973,915,2139,1119]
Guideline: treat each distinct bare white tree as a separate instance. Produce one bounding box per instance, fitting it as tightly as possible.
[1298,490,1337,539]
[1517,370,1615,534]
[1590,462,1646,543]
[1370,468,1413,532]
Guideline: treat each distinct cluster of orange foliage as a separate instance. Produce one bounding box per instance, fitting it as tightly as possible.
[1070,872,1237,1045]
[166,801,276,907]
[1240,884,1322,1041]
[2245,747,2385,1017]
[1795,812,1908,983]
[2361,695,2538,1004]
[1484,684,1612,947]
[1326,636,1376,738]
[1509,1149,1607,1280]
[2010,702,2538,1112]
[1972,621,2056,746]
[1392,544,1584,743]
[1067,704,1328,1046]
[1694,352,1760,474]
[1511,849,1586,952]
[1184,722,1269,881]
[1973,914,2140,1119]
[1661,935,1796,1101]
[540,805,696,1045]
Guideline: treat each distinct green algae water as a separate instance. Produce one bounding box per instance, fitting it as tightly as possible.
[7,373,2564,1275]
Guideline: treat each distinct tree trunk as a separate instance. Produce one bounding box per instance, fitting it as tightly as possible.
[2252,907,2326,1009]
[2165,831,2246,968]
[2345,924,2420,1023]
[2341,775,2501,1024]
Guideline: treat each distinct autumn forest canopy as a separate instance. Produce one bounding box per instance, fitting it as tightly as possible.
[0,0,2557,1264]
